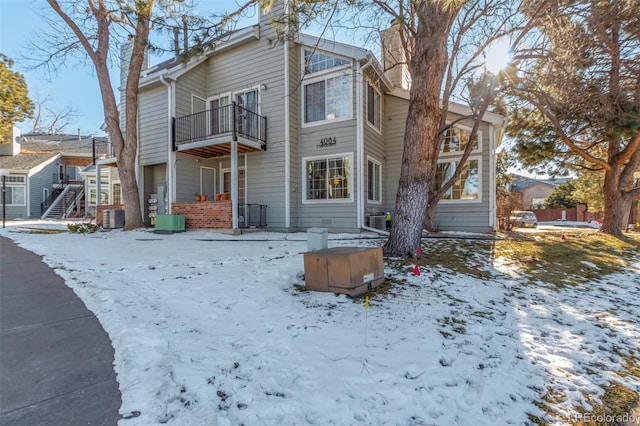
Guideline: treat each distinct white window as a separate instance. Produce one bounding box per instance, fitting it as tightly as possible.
[6,176,25,183]
[235,89,259,138]
[303,154,353,202]
[302,48,352,126]
[112,182,122,205]
[89,189,109,206]
[3,185,26,206]
[304,74,351,124]
[367,157,382,203]
[304,50,350,74]
[435,158,481,202]
[366,82,381,131]
[440,126,481,154]
[88,177,109,185]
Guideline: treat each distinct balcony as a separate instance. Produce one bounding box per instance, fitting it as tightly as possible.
[92,137,116,165]
[173,102,267,159]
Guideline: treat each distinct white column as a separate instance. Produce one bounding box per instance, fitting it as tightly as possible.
[231,140,238,230]
[96,165,102,207]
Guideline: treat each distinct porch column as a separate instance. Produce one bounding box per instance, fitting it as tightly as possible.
[96,165,102,208]
[231,139,238,230]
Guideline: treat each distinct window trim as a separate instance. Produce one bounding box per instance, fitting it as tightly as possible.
[435,155,482,204]
[207,92,232,134]
[302,47,352,78]
[300,46,354,128]
[3,184,27,206]
[365,81,382,133]
[439,124,483,156]
[191,95,207,113]
[366,156,382,204]
[302,152,354,204]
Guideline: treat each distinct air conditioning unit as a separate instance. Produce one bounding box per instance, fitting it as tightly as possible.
[103,209,125,229]
[368,215,386,231]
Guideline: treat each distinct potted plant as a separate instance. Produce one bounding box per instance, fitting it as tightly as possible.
[194,192,201,202]
[215,193,221,201]
[220,193,229,200]
[200,194,207,201]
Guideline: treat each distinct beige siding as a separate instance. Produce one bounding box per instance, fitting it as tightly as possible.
[138,86,168,166]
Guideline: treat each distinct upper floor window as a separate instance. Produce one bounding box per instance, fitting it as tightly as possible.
[366,82,381,131]
[305,50,350,74]
[304,154,352,202]
[303,49,352,126]
[304,75,351,124]
[440,126,480,154]
[434,158,481,202]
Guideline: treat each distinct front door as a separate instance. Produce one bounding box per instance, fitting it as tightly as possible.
[200,167,216,201]
[235,89,258,138]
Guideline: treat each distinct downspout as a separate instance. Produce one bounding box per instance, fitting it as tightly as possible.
[488,124,497,231]
[284,0,291,229]
[159,75,174,213]
[357,58,374,232]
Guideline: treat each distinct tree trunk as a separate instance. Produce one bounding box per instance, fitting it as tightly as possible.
[600,167,625,235]
[425,201,437,232]
[383,1,459,258]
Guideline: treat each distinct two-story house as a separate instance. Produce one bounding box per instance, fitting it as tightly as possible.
[127,3,505,233]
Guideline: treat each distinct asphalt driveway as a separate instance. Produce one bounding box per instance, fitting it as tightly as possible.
[0,236,121,426]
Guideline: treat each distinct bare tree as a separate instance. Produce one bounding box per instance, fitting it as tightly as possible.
[28,94,77,134]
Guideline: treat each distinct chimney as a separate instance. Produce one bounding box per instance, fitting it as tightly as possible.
[381,24,411,90]
[174,27,180,60]
[0,127,21,157]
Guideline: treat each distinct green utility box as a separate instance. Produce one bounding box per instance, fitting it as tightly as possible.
[154,214,185,233]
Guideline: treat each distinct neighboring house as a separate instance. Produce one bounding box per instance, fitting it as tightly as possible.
[79,163,121,218]
[510,174,570,209]
[0,131,99,219]
[125,2,505,233]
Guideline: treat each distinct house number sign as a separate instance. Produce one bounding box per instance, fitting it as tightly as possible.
[317,137,337,148]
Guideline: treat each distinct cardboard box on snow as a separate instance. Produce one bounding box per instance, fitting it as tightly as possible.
[303,247,384,296]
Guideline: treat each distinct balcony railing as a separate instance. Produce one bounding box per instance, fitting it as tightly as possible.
[173,102,267,150]
[93,138,115,164]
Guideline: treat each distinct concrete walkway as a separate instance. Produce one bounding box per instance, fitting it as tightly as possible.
[0,236,121,426]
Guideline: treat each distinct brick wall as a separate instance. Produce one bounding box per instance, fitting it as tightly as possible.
[171,200,232,229]
[96,204,124,227]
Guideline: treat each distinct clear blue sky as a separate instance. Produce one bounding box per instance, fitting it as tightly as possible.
[0,0,259,136]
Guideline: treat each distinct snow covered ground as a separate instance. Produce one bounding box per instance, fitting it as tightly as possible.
[2,221,639,425]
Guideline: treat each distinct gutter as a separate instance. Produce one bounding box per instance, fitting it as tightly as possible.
[284,1,290,229]
[357,57,374,230]
[159,75,175,213]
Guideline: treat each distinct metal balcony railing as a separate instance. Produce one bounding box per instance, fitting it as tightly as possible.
[173,102,267,150]
[92,138,115,164]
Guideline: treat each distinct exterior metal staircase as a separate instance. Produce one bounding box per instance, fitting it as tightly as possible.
[41,185,84,219]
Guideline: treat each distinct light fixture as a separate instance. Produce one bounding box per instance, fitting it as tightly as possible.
[260,83,268,91]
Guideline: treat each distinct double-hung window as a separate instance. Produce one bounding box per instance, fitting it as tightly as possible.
[303,49,352,125]
[304,154,352,202]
